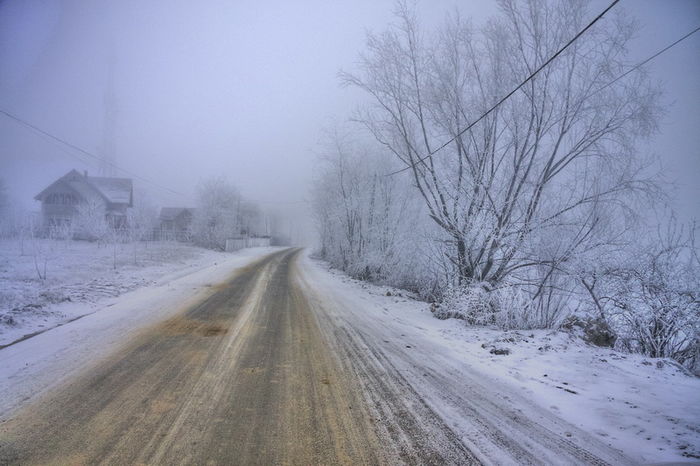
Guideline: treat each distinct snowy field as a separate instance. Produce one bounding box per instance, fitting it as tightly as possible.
[302,255,700,464]
[1,243,697,463]
[0,245,279,418]
[0,239,252,347]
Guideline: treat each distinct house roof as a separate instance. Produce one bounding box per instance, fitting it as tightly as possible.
[66,179,102,203]
[86,176,133,204]
[35,169,133,206]
[160,207,195,221]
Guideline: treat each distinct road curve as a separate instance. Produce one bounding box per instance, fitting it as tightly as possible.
[0,248,476,465]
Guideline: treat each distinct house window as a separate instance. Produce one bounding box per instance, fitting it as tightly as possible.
[45,193,79,205]
[48,217,71,228]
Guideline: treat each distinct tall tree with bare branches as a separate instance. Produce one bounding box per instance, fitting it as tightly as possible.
[341,0,661,294]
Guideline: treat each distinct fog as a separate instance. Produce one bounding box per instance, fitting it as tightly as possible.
[1,0,698,243]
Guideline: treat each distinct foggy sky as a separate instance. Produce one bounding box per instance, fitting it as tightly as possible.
[1,0,698,232]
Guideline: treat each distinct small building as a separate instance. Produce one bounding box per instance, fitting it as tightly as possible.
[34,169,133,231]
[225,235,271,252]
[158,207,195,240]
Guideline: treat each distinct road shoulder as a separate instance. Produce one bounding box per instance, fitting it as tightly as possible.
[297,252,655,465]
[0,247,280,420]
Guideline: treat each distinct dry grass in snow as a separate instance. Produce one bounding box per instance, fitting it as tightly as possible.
[0,239,232,346]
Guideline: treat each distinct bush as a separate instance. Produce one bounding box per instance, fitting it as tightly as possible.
[433,282,551,330]
[580,219,700,369]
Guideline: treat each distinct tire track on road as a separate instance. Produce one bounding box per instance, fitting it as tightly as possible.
[0,249,387,465]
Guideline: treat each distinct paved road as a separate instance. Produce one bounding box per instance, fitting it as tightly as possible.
[0,249,475,465]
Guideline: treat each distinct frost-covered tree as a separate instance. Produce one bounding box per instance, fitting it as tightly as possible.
[312,128,429,291]
[341,0,660,309]
[74,199,128,269]
[128,195,158,242]
[75,198,111,243]
[238,200,264,237]
[579,216,700,369]
[127,194,159,264]
[191,176,242,250]
[334,0,667,330]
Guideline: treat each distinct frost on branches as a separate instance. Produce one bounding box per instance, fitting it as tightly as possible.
[312,0,698,370]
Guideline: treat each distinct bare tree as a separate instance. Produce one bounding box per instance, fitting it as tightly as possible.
[127,195,158,264]
[312,127,425,289]
[341,0,661,300]
[580,216,699,369]
[74,198,125,269]
[75,198,110,244]
[238,200,264,238]
[191,176,242,250]
[28,215,49,281]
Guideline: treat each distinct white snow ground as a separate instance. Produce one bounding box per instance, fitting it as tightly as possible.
[299,253,700,464]
[0,245,278,418]
[1,246,698,463]
[0,239,259,347]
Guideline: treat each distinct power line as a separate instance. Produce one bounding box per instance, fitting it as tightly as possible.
[0,108,187,198]
[386,0,621,176]
[593,25,700,95]
[256,199,308,205]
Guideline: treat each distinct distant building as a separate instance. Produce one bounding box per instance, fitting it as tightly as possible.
[225,235,271,252]
[34,169,133,230]
[158,207,195,240]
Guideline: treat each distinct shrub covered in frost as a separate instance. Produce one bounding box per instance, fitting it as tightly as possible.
[434,282,552,330]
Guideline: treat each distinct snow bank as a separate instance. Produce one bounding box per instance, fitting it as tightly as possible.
[304,255,700,464]
[0,245,279,418]
[0,239,254,346]
[443,328,700,463]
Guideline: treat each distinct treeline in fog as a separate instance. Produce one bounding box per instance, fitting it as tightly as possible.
[311,0,699,371]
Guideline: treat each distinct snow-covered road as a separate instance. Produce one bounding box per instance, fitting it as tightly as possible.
[0,246,280,419]
[1,248,697,464]
[299,253,700,464]
[299,255,638,465]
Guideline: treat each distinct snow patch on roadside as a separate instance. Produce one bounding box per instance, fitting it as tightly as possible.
[0,246,280,418]
[442,327,700,462]
[305,256,700,464]
[0,239,249,346]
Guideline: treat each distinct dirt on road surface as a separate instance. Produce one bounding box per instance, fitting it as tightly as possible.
[0,249,476,465]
